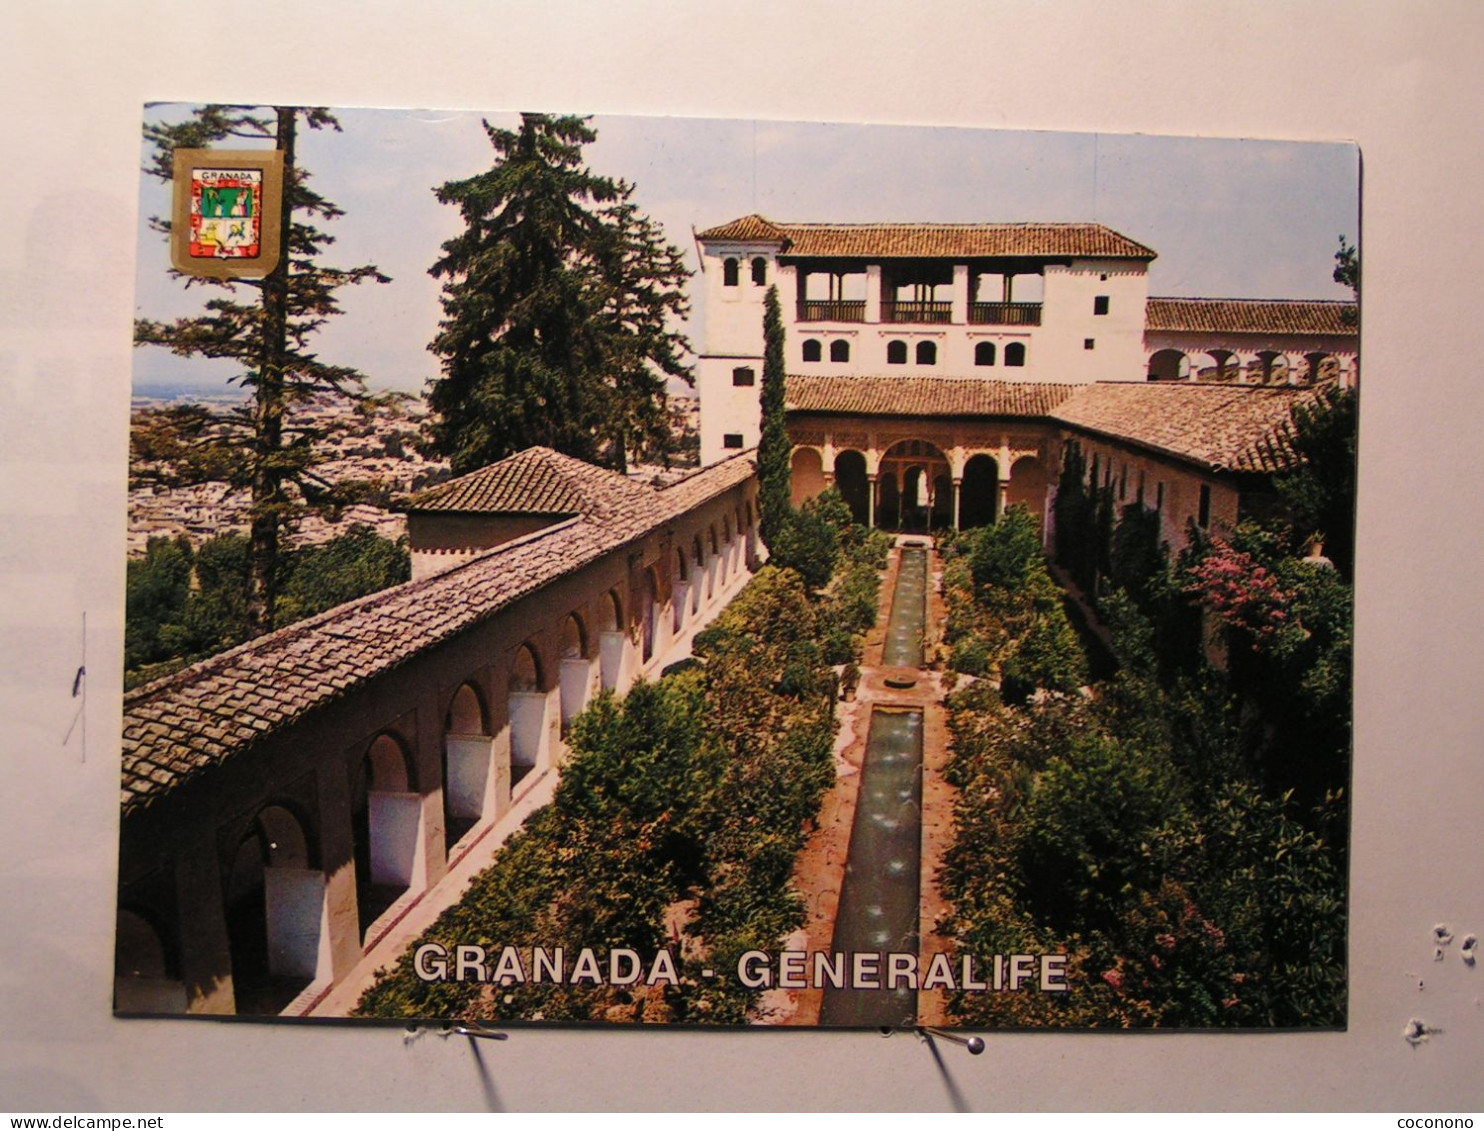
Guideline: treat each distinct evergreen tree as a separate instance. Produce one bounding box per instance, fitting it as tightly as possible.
[135,105,389,634]
[757,285,792,552]
[425,114,692,475]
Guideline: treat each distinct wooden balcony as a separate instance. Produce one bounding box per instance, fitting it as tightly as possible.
[882,300,953,324]
[796,299,867,323]
[969,301,1042,326]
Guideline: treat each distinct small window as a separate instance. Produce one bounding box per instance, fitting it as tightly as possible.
[802,339,822,363]
[723,258,739,287]
[887,340,908,365]
[1084,338,1096,350]
[1005,342,1026,367]
[732,366,755,387]
[916,340,937,365]
[1137,469,1145,506]
[1198,485,1211,528]
[1099,273,1108,281]
[751,257,767,285]
[1094,295,1110,316]
[1156,482,1165,510]
[722,433,744,450]
[829,339,850,363]
[975,341,996,366]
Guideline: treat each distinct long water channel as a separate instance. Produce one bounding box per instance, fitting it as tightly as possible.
[820,545,928,1027]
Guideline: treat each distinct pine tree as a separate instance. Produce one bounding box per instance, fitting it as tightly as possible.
[426,114,692,476]
[135,105,389,635]
[757,285,792,553]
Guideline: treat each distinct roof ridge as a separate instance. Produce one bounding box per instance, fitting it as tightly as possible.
[1149,295,1355,305]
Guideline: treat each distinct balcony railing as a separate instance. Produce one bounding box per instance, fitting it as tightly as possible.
[882,300,953,324]
[970,301,1042,326]
[796,299,867,323]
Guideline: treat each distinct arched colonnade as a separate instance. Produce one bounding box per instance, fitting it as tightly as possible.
[788,425,1050,533]
[116,484,761,1016]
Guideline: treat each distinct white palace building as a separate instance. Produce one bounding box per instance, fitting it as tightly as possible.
[693,214,1356,552]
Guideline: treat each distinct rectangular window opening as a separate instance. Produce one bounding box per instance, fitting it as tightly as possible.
[1094,295,1110,315]
[732,366,755,387]
[722,433,744,450]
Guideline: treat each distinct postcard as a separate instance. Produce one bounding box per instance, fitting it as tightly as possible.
[117,105,1357,1028]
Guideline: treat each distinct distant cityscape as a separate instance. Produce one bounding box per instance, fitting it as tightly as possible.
[127,389,701,557]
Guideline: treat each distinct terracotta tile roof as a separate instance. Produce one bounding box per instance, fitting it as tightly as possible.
[1146,297,1357,336]
[695,213,787,244]
[787,374,1080,418]
[698,216,1156,260]
[404,446,652,516]
[1050,381,1322,473]
[120,450,757,814]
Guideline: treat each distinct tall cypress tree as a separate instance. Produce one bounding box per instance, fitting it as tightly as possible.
[135,105,389,635]
[426,114,692,475]
[757,285,792,552]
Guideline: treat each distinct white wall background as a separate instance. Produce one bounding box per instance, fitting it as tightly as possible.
[1,1,1480,1112]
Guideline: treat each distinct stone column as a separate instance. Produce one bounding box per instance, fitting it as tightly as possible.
[315,759,366,981]
[951,263,970,324]
[174,824,237,1014]
[867,478,877,529]
[866,264,883,323]
[952,479,962,531]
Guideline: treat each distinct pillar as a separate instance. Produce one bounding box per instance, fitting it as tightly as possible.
[867,478,877,528]
[996,478,1010,523]
[952,479,962,531]
[866,264,883,323]
[951,263,970,324]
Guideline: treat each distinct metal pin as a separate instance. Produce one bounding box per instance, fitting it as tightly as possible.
[447,1022,508,1041]
[919,1026,985,1055]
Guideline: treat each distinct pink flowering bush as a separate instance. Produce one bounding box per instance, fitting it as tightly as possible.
[1184,538,1297,646]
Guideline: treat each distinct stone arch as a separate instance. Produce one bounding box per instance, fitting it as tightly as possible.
[960,453,999,528]
[1257,350,1288,384]
[639,566,661,664]
[802,338,822,363]
[116,906,173,980]
[1304,351,1330,384]
[830,338,850,363]
[562,613,588,660]
[887,339,908,365]
[114,905,186,1014]
[1004,341,1027,367]
[223,801,319,1014]
[354,732,419,933]
[975,341,996,366]
[834,450,870,525]
[1206,349,1238,382]
[879,438,951,531]
[446,682,487,735]
[1148,348,1188,381]
[1007,455,1048,530]
[915,340,937,365]
[509,641,552,781]
[722,257,739,287]
[751,257,767,286]
[443,682,495,852]
[366,732,413,793]
[598,589,626,691]
[510,642,543,692]
[790,446,827,506]
[559,612,595,736]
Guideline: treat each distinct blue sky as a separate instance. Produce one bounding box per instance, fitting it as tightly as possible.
[133,107,1359,395]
